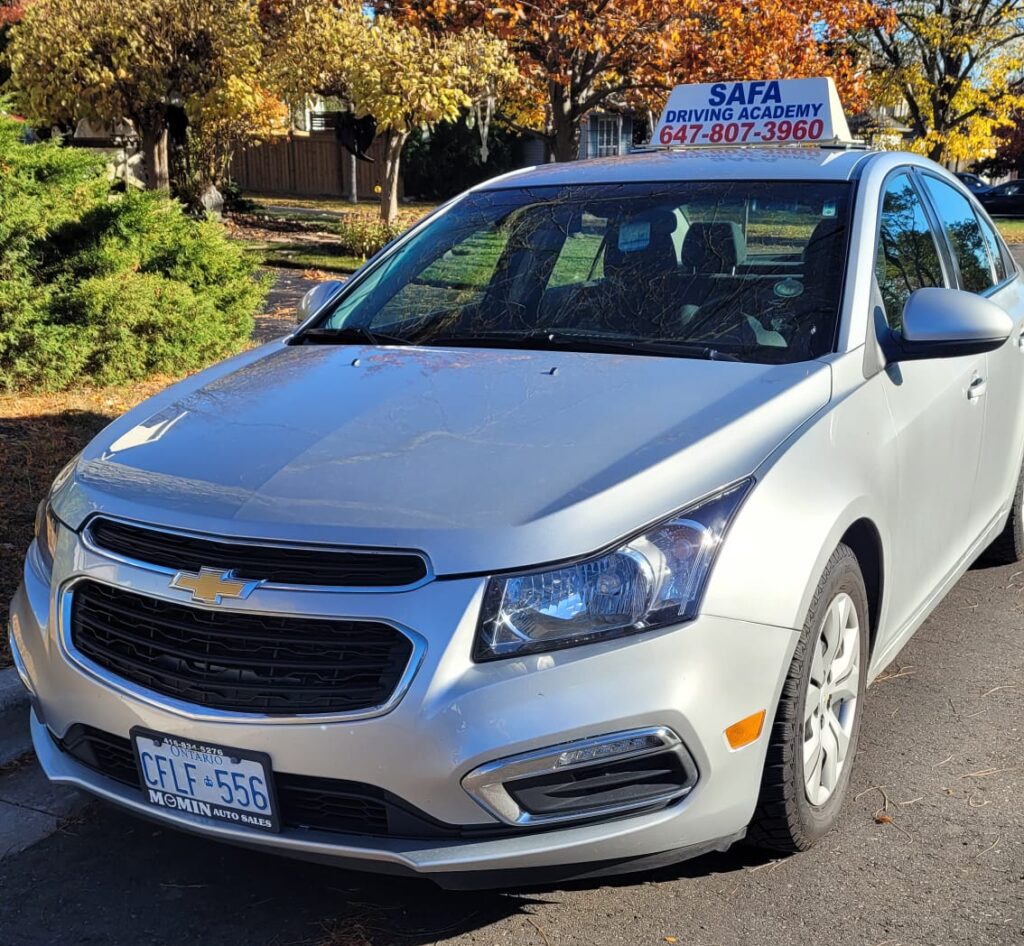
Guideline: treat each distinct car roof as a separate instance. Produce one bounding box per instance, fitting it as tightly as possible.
[476,146,880,190]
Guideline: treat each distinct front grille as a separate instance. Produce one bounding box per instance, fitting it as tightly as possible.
[58,724,140,787]
[87,517,428,588]
[70,580,415,715]
[277,773,389,834]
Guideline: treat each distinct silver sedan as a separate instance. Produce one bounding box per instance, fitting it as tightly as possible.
[10,145,1024,887]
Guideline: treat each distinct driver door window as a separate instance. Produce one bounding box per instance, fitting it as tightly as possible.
[875,173,945,331]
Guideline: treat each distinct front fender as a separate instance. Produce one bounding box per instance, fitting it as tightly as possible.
[702,357,897,643]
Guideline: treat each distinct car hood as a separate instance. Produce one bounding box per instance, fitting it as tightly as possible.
[61,343,832,575]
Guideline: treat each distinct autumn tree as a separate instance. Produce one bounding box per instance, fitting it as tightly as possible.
[268,1,516,223]
[8,0,274,191]
[183,78,288,206]
[977,111,1024,176]
[856,0,1024,164]
[383,0,886,162]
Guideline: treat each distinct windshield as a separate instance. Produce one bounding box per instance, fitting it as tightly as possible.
[310,180,853,363]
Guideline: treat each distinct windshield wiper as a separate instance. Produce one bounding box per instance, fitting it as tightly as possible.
[296,326,412,346]
[415,330,743,361]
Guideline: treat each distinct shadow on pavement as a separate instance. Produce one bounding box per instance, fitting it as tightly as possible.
[0,797,769,946]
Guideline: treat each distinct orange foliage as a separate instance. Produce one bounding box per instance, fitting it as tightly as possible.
[383,0,888,159]
[0,2,24,26]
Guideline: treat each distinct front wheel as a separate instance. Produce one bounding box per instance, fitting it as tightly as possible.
[748,543,869,851]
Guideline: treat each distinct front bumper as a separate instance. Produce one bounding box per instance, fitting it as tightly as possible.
[10,534,799,882]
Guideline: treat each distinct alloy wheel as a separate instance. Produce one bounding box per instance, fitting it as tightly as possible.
[803,591,860,807]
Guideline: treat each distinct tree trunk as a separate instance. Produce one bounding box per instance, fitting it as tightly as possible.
[474,95,494,164]
[140,120,170,191]
[549,120,582,162]
[546,83,582,162]
[380,128,406,225]
[348,104,358,204]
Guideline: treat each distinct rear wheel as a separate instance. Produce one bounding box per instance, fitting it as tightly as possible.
[984,459,1024,565]
[748,543,869,851]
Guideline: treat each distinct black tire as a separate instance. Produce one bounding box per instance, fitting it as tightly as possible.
[747,543,870,852]
[984,460,1024,565]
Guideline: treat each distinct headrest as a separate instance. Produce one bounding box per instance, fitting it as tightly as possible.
[604,210,680,279]
[680,222,745,273]
[803,219,846,287]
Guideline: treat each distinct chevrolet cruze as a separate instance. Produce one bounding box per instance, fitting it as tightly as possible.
[10,142,1024,887]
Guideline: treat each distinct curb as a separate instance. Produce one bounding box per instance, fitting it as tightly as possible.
[0,666,31,767]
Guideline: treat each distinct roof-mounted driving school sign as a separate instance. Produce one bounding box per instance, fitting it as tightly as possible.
[652,78,855,148]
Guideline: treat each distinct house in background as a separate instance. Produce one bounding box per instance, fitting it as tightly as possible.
[67,117,147,188]
[579,111,637,159]
[517,110,639,165]
[848,104,913,152]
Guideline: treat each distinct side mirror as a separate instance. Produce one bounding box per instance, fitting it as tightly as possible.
[296,280,346,326]
[892,287,1012,361]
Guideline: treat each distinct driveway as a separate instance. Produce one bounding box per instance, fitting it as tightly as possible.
[253,268,333,343]
[0,271,1022,946]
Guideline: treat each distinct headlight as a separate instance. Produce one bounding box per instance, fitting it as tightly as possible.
[33,499,60,574]
[32,452,78,575]
[473,479,752,661]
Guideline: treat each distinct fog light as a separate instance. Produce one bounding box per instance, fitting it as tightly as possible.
[557,733,663,767]
[725,710,766,749]
[462,727,698,827]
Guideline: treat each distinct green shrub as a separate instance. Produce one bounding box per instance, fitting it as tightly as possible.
[331,216,402,258]
[0,110,268,392]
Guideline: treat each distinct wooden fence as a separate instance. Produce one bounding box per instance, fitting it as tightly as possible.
[230,133,399,200]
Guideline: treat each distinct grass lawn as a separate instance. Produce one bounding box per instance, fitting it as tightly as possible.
[0,378,181,666]
[238,238,365,274]
[993,218,1024,244]
[231,196,438,274]
[249,195,436,226]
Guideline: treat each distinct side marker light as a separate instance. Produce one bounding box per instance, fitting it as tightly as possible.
[725,710,766,750]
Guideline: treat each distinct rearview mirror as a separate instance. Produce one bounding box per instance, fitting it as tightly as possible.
[892,287,1012,361]
[296,280,346,326]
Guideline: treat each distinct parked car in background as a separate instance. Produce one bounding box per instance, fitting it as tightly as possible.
[979,180,1024,216]
[956,172,990,194]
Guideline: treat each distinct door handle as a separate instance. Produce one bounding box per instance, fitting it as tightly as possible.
[968,375,988,400]
[1016,330,1024,351]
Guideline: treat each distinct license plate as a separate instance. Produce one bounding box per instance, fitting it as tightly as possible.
[131,728,279,833]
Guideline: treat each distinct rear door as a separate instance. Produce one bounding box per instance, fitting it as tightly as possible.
[918,172,1024,532]
[873,171,987,640]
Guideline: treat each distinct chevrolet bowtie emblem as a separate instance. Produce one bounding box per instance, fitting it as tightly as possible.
[169,567,262,605]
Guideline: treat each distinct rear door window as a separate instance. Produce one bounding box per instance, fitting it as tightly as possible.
[974,210,1012,284]
[921,175,996,293]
